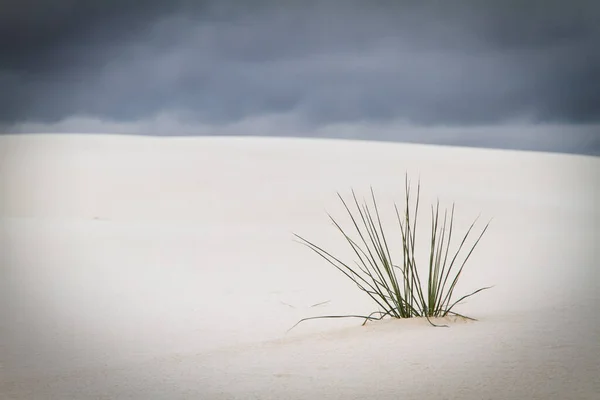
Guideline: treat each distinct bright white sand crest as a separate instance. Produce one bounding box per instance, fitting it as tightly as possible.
[0,134,598,399]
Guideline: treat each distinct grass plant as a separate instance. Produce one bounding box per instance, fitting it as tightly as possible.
[290,174,492,331]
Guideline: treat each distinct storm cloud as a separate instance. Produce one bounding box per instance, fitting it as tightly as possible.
[1,0,599,154]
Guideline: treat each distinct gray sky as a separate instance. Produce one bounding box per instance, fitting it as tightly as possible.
[1,0,599,155]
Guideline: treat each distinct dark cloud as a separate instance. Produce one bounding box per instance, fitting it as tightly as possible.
[1,0,599,144]
[1,1,162,69]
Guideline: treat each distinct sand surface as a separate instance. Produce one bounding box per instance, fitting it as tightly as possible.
[1,134,598,399]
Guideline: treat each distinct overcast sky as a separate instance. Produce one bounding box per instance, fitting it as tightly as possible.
[1,0,599,155]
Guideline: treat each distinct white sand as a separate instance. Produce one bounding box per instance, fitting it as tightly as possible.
[0,134,598,399]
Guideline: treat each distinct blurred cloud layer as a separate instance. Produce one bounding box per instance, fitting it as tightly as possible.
[1,0,599,154]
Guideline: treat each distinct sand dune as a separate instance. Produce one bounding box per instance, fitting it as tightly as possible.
[1,134,598,399]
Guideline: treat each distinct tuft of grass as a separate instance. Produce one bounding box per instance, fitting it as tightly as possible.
[289,174,492,331]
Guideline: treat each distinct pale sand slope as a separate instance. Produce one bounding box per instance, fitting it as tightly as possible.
[0,134,598,399]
